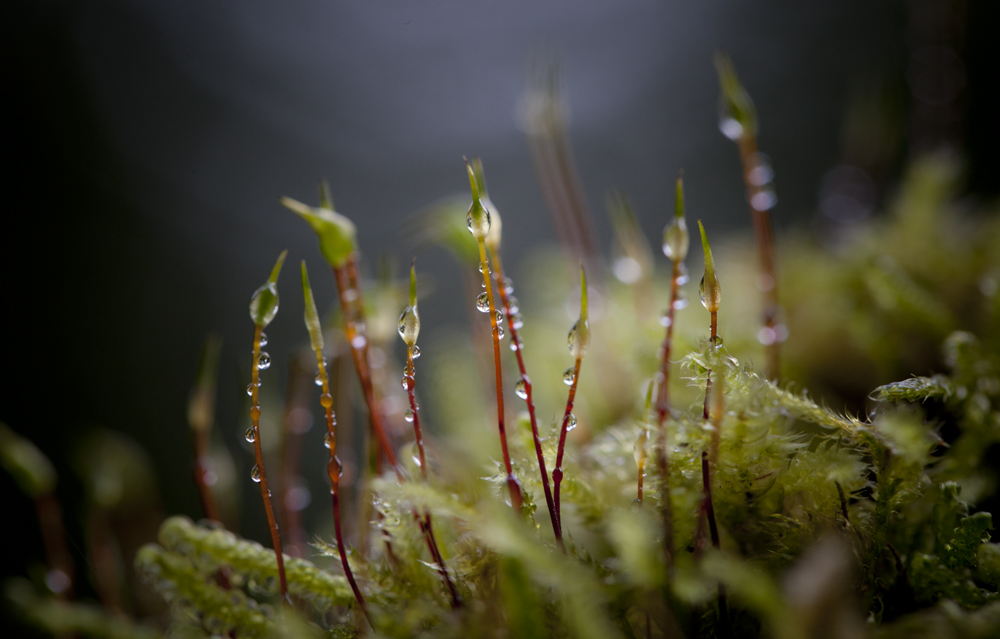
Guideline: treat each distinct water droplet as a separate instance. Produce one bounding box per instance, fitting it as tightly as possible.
[257,352,271,370]
[676,263,690,286]
[509,338,520,351]
[350,335,367,350]
[659,314,672,328]
[320,393,333,409]
[501,277,514,295]
[481,279,487,288]
[314,373,323,386]
[259,332,268,347]
[565,414,578,432]
[613,256,643,284]
[341,288,359,303]
[496,324,505,340]
[751,189,777,211]
[506,296,520,314]
[631,498,642,512]
[398,306,420,345]
[562,367,576,386]
[758,327,777,346]
[748,154,774,186]
[515,377,528,400]
[476,292,490,312]
[718,96,744,140]
[250,465,261,483]
[673,298,688,310]
[323,433,332,449]
[467,208,491,239]
[478,263,484,274]
[699,274,721,312]
[495,310,504,324]
[511,313,524,329]
[246,383,255,396]
[244,427,256,443]
[567,319,591,358]
[662,217,690,262]
[410,345,421,359]
[401,374,414,391]
[404,408,414,423]
[412,453,422,467]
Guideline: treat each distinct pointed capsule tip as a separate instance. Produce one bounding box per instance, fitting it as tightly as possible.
[409,259,418,308]
[579,264,588,320]
[268,250,288,284]
[675,175,685,219]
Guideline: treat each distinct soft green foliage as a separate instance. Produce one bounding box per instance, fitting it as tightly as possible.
[7,154,1000,639]
[282,195,357,269]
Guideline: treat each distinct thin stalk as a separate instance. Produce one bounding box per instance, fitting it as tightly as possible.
[192,428,220,523]
[189,336,222,524]
[35,492,74,599]
[278,359,311,558]
[552,356,582,541]
[405,346,462,609]
[312,348,370,625]
[737,134,781,382]
[703,313,717,420]
[636,429,647,504]
[654,260,682,566]
[86,508,123,616]
[476,240,522,510]
[249,324,288,599]
[332,262,399,472]
[490,249,558,540]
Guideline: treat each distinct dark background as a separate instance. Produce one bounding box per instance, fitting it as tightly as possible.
[2,0,997,599]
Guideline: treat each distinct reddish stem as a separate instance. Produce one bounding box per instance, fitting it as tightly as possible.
[192,429,220,524]
[737,135,781,381]
[405,347,461,609]
[250,324,288,599]
[35,492,74,599]
[491,251,558,541]
[476,242,521,510]
[279,360,311,558]
[653,260,682,566]
[314,351,370,625]
[552,357,582,541]
[703,313,718,420]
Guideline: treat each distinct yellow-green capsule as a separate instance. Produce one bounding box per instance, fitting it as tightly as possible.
[249,250,287,327]
[282,191,357,269]
[715,52,758,141]
[465,158,491,241]
[397,260,420,346]
[300,262,324,353]
[471,158,503,252]
[662,175,689,262]
[697,221,721,314]
[568,267,591,359]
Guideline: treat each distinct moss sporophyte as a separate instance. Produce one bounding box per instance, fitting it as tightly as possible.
[6,59,1000,639]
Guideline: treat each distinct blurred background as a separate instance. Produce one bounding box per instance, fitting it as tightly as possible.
[2,0,997,609]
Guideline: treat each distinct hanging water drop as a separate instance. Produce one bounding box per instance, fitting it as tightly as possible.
[506,296,519,314]
[410,345,421,359]
[567,320,591,358]
[501,277,514,295]
[476,292,490,312]
[314,373,323,387]
[259,332,268,347]
[511,313,524,329]
[562,367,576,386]
[404,408,414,423]
[496,324,505,340]
[257,352,271,370]
[244,427,256,443]
[515,377,528,400]
[495,310,504,324]
[662,217,689,262]
[412,453,422,468]
[509,338,520,352]
[401,374,414,391]
[718,96,744,141]
[323,433,332,449]
[246,383,254,396]
[250,465,261,483]
[659,314,672,328]
[566,414,578,432]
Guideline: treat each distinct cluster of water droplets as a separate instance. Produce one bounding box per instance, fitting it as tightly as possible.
[748,153,778,212]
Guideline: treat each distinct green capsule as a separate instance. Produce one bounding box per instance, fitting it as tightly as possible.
[300,262,324,353]
[715,52,758,141]
[0,422,57,497]
[464,158,491,241]
[249,250,287,327]
[282,192,357,269]
[471,158,503,252]
[662,175,689,262]
[697,221,721,313]
[568,266,591,359]
[397,260,420,346]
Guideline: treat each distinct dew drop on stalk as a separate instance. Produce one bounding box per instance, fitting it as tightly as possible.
[314,373,323,387]
[662,218,689,262]
[509,338,520,351]
[404,408,414,423]
[748,153,774,186]
[751,189,778,211]
[257,352,271,370]
[515,377,528,400]
[476,292,490,312]
[246,383,254,396]
[659,314,672,328]
[562,367,576,386]
[401,374,414,391]
[478,264,484,274]
[410,345,421,359]
[567,320,590,358]
[244,427,256,443]
[495,310,504,324]
[676,263,690,286]
[511,313,524,329]
[323,433,331,449]
[501,277,514,295]
[566,413,578,432]
[496,324,505,340]
[718,98,744,141]
[412,454,422,468]
[506,296,519,314]
[259,332,268,347]
[250,465,261,483]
